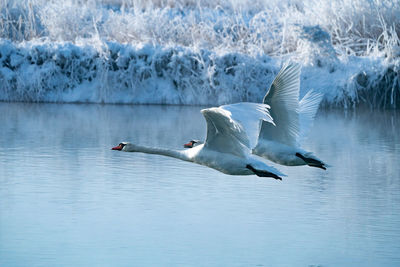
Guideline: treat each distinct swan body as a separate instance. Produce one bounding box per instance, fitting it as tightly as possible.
[113,103,285,180]
[253,139,321,167]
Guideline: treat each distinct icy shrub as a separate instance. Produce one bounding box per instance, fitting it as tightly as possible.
[354,64,400,109]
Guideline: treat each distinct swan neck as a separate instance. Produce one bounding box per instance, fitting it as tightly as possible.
[125,144,189,161]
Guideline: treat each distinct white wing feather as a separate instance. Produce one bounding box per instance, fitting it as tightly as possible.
[298,89,323,142]
[220,102,274,148]
[259,61,301,147]
[202,102,274,157]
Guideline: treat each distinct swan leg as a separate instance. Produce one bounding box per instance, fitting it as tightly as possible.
[246,165,282,180]
[295,153,326,170]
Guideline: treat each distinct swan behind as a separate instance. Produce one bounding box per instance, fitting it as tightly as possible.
[253,62,327,169]
[183,62,328,170]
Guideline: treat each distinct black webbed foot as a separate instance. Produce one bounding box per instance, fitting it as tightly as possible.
[295,153,326,170]
[246,165,282,180]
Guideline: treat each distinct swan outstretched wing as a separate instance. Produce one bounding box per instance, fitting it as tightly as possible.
[298,89,323,142]
[202,102,273,157]
[259,62,301,147]
[220,102,274,148]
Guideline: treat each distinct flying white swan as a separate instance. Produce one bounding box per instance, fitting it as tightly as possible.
[184,62,327,170]
[253,62,327,169]
[112,103,286,180]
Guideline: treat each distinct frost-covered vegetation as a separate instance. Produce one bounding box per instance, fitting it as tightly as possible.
[0,0,399,107]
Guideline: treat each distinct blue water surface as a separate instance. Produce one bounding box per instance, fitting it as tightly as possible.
[0,103,399,266]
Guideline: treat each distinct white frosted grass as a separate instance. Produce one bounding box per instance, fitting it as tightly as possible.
[2,0,399,57]
[0,0,399,107]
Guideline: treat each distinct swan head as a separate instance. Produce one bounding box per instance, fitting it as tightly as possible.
[111,142,130,151]
[183,140,201,148]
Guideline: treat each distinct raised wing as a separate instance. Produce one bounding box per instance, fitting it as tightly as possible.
[202,102,273,157]
[259,62,301,147]
[220,102,274,148]
[298,89,323,142]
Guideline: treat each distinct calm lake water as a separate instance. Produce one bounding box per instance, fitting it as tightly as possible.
[0,102,399,266]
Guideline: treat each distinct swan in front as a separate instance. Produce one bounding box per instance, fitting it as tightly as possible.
[184,62,327,170]
[112,103,285,180]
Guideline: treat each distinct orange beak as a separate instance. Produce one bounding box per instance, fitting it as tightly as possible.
[183,141,193,148]
[112,144,123,150]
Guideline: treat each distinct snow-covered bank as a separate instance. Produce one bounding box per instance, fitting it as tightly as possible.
[0,40,278,104]
[0,0,399,108]
[1,40,399,107]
